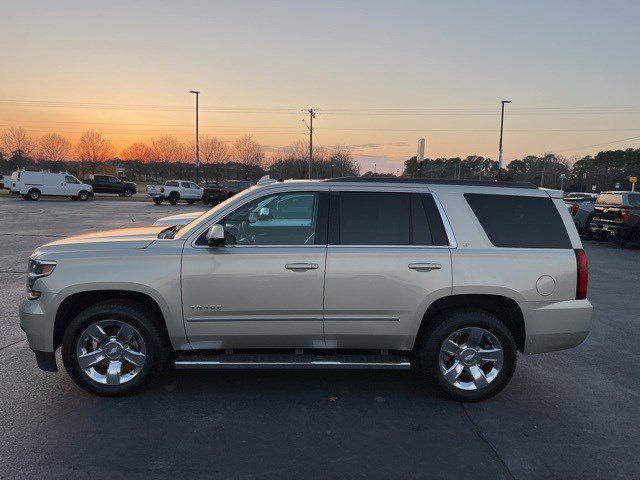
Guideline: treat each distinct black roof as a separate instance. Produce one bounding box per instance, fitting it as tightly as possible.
[323,176,538,190]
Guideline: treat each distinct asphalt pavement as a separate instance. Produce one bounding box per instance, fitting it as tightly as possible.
[0,194,638,479]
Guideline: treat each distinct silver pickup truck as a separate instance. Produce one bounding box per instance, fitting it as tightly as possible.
[20,177,592,401]
[147,180,203,205]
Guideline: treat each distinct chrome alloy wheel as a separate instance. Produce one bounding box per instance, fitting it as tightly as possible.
[76,320,147,385]
[438,326,504,391]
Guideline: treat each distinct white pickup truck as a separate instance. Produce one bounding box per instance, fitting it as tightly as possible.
[147,180,204,205]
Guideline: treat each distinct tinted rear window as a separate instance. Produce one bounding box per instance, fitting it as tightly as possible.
[465,193,571,248]
[596,193,622,205]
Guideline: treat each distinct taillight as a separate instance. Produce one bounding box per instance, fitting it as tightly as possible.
[570,204,579,216]
[621,208,630,223]
[160,187,165,193]
[575,249,588,300]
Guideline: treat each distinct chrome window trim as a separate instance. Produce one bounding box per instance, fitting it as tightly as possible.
[186,185,457,250]
[327,244,451,250]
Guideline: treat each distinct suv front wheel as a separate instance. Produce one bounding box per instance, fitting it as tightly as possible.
[415,311,517,402]
[61,300,170,396]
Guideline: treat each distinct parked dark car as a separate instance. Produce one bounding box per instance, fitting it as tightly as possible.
[222,180,253,196]
[564,192,597,234]
[89,175,137,196]
[201,182,229,205]
[590,191,640,245]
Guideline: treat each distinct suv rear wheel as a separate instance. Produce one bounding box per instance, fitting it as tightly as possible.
[168,193,180,205]
[415,310,517,402]
[61,300,170,396]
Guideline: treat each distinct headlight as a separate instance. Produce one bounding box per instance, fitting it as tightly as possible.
[27,258,57,300]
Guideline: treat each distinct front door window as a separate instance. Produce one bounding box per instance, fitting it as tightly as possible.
[221,192,319,246]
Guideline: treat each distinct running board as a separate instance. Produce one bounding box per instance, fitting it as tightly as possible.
[174,353,411,370]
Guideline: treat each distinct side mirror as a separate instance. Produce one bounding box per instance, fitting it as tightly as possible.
[205,224,225,247]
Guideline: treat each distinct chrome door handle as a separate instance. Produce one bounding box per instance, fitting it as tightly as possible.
[408,263,442,271]
[285,263,319,271]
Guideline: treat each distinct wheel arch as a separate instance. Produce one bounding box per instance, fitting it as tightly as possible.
[54,289,172,351]
[414,294,526,353]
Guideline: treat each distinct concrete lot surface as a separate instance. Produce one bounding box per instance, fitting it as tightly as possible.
[0,196,638,479]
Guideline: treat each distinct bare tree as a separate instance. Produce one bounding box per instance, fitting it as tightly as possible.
[269,141,358,179]
[149,135,187,162]
[38,133,72,161]
[121,142,152,162]
[200,135,232,164]
[75,131,114,173]
[1,126,36,157]
[234,135,265,168]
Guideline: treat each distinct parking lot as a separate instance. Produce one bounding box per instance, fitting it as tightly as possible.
[0,194,638,480]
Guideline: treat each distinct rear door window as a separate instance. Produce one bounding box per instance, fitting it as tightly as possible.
[338,192,410,245]
[596,193,622,205]
[465,193,571,248]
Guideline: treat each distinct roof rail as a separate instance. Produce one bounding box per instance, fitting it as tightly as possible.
[324,176,538,189]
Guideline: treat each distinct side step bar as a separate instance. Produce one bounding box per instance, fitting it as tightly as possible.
[174,353,411,370]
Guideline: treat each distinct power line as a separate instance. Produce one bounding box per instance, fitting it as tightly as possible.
[2,120,639,134]
[3,99,640,116]
[555,135,640,153]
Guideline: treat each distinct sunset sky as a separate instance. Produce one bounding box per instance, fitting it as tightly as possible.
[2,0,639,172]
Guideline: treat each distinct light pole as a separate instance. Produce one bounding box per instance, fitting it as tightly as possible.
[498,100,511,180]
[190,90,200,183]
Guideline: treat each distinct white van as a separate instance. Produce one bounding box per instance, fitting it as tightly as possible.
[14,171,94,201]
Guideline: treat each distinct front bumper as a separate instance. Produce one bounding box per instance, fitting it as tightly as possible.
[19,293,58,353]
[20,293,60,371]
[523,299,593,354]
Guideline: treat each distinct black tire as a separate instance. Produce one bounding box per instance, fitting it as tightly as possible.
[28,188,41,201]
[186,199,196,205]
[61,300,171,396]
[201,197,209,206]
[414,310,517,402]
[123,188,133,197]
[168,193,180,205]
[152,197,163,205]
[78,190,89,201]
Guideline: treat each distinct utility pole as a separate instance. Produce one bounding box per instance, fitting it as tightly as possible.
[498,100,511,180]
[307,108,315,179]
[190,90,200,183]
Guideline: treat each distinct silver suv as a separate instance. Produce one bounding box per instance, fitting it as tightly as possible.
[20,177,592,401]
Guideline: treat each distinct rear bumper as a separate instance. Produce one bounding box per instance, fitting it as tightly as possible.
[590,221,638,240]
[523,299,593,354]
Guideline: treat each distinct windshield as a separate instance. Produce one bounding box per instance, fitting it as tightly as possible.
[173,185,260,239]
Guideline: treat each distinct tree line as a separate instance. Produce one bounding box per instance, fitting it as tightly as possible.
[402,149,640,191]
[2,125,638,190]
[0,127,359,182]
